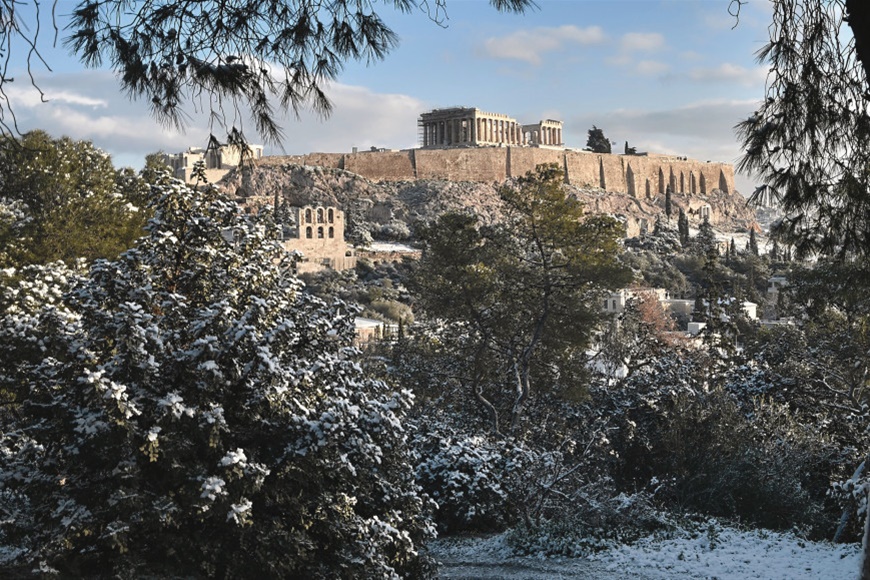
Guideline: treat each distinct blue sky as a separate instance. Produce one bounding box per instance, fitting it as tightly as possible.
[7,1,774,194]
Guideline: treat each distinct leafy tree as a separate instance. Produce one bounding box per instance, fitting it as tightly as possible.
[0,130,147,268]
[585,126,612,154]
[0,175,433,577]
[1,1,533,144]
[411,164,631,434]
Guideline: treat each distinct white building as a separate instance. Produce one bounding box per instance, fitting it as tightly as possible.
[163,143,264,183]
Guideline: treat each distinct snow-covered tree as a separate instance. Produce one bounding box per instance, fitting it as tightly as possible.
[0,174,433,577]
[0,130,147,268]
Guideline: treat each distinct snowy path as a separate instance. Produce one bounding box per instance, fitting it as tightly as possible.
[430,528,862,580]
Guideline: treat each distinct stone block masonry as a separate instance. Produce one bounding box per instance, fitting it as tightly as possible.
[260,148,737,197]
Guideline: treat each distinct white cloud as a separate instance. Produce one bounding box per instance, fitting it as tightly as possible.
[566,99,762,194]
[688,63,768,86]
[636,60,670,76]
[6,70,425,168]
[482,25,606,65]
[620,32,665,52]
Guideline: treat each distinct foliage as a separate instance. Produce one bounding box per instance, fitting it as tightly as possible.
[736,0,870,259]
[0,1,533,144]
[585,125,612,154]
[600,353,843,539]
[505,486,674,557]
[596,293,682,383]
[677,208,690,246]
[411,164,631,434]
[0,176,433,577]
[0,130,147,268]
[693,217,718,256]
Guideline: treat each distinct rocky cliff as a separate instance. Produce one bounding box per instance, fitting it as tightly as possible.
[218,163,756,242]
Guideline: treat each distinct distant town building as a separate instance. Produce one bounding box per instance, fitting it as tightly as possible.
[163,143,264,183]
[418,107,564,148]
[281,205,356,274]
[354,317,398,346]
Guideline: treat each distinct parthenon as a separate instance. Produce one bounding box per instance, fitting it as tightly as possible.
[419,107,563,148]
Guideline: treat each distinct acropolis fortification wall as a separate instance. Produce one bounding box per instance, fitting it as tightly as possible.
[258,147,736,196]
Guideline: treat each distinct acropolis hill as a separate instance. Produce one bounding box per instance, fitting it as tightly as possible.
[217,107,751,240]
[256,107,736,198]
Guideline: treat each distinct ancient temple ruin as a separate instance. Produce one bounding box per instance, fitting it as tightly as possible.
[418,107,563,148]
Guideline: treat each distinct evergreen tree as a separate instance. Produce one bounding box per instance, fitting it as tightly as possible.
[0,1,534,144]
[694,217,718,257]
[0,176,433,577]
[412,164,631,433]
[0,130,146,268]
[665,186,673,221]
[585,126,612,154]
[749,228,759,256]
[678,208,690,246]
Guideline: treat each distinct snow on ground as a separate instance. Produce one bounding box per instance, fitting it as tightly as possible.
[430,527,861,580]
[367,241,418,253]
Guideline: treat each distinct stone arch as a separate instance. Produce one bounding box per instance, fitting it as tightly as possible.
[658,167,665,194]
[680,172,685,193]
[699,173,707,195]
[626,163,636,197]
[645,179,651,198]
[669,168,676,193]
[599,157,606,189]
[719,170,729,193]
[690,172,697,194]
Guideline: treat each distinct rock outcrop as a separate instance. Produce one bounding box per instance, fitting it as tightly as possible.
[218,163,756,242]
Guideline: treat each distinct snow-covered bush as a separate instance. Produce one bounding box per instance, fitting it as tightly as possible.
[506,484,675,557]
[412,423,525,533]
[0,175,434,577]
[599,354,841,538]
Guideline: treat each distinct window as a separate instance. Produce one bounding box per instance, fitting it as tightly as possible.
[304,208,312,223]
[305,226,312,239]
[317,208,324,223]
[328,227,334,238]
[328,208,334,223]
[317,226,324,238]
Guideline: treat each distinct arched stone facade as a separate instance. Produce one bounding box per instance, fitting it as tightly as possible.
[285,205,356,274]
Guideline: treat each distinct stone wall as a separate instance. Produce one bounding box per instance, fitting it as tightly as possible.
[508,148,565,179]
[344,151,415,181]
[257,148,737,195]
[414,148,506,182]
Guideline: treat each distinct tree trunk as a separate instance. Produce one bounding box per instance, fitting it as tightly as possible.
[863,485,870,580]
[846,0,870,87]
